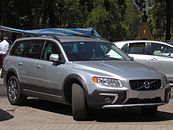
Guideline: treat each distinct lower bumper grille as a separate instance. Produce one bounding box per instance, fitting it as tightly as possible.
[124,97,162,104]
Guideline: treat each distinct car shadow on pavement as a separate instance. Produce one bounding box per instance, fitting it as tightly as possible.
[26,99,72,116]
[0,108,14,121]
[25,99,173,122]
[94,108,173,122]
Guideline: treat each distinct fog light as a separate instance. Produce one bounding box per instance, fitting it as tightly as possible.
[100,93,119,104]
[104,97,112,103]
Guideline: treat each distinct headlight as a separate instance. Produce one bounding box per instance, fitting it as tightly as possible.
[162,75,168,87]
[92,76,122,88]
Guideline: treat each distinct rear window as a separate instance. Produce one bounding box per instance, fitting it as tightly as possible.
[10,40,44,59]
[128,43,145,54]
[10,41,28,57]
[25,41,44,59]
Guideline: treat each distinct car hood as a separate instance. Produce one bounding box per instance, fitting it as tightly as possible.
[72,61,161,79]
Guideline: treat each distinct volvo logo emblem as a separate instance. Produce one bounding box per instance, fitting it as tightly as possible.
[143,81,150,89]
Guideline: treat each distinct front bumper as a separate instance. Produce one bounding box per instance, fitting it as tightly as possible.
[102,102,167,109]
[86,86,171,109]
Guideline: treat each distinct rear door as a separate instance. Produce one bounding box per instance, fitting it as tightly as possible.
[148,42,173,81]
[126,42,151,65]
[9,40,28,82]
[17,40,44,90]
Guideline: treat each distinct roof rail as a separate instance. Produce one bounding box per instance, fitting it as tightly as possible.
[0,25,101,38]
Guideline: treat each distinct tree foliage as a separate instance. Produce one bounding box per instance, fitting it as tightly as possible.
[148,0,166,40]
[0,0,128,41]
[148,0,173,40]
[0,0,171,40]
[124,0,141,40]
[86,0,126,41]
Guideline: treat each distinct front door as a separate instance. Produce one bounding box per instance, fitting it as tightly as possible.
[35,40,64,99]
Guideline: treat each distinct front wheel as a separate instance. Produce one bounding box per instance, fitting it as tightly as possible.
[72,83,88,121]
[7,76,27,105]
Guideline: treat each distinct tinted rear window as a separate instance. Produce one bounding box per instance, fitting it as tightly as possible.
[10,41,28,56]
[10,40,44,59]
[128,43,145,54]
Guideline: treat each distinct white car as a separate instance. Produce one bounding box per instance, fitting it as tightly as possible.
[114,40,173,86]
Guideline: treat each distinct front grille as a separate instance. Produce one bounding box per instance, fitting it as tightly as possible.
[129,79,161,91]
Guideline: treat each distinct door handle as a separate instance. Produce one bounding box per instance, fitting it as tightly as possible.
[37,65,43,69]
[18,62,23,66]
[150,58,158,62]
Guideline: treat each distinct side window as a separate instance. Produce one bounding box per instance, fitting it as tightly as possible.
[128,43,145,54]
[42,41,60,61]
[151,43,173,57]
[10,41,28,56]
[25,40,44,59]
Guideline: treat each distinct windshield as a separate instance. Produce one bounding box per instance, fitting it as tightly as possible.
[61,41,131,61]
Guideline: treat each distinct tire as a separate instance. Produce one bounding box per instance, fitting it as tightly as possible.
[7,76,27,105]
[72,83,88,121]
[141,106,158,115]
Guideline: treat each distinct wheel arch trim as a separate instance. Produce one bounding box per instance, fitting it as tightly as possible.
[63,74,88,104]
[5,68,19,86]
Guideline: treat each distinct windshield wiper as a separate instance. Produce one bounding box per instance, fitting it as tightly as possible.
[91,55,124,61]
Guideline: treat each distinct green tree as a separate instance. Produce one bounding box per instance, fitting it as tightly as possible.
[124,0,141,40]
[148,0,173,40]
[0,0,127,41]
[166,0,171,40]
[149,1,166,40]
[0,0,19,27]
[86,0,126,41]
[41,0,84,28]
[0,0,45,29]
[60,0,84,27]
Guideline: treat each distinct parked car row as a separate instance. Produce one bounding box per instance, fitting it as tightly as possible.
[2,28,171,121]
[114,40,173,86]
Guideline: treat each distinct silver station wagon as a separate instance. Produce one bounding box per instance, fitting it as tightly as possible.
[4,35,171,120]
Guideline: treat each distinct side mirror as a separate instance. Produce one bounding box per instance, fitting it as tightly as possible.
[49,54,59,62]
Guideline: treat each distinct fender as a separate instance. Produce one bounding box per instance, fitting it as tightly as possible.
[63,74,88,104]
[63,74,88,94]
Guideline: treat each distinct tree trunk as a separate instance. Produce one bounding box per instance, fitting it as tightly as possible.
[166,0,171,40]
